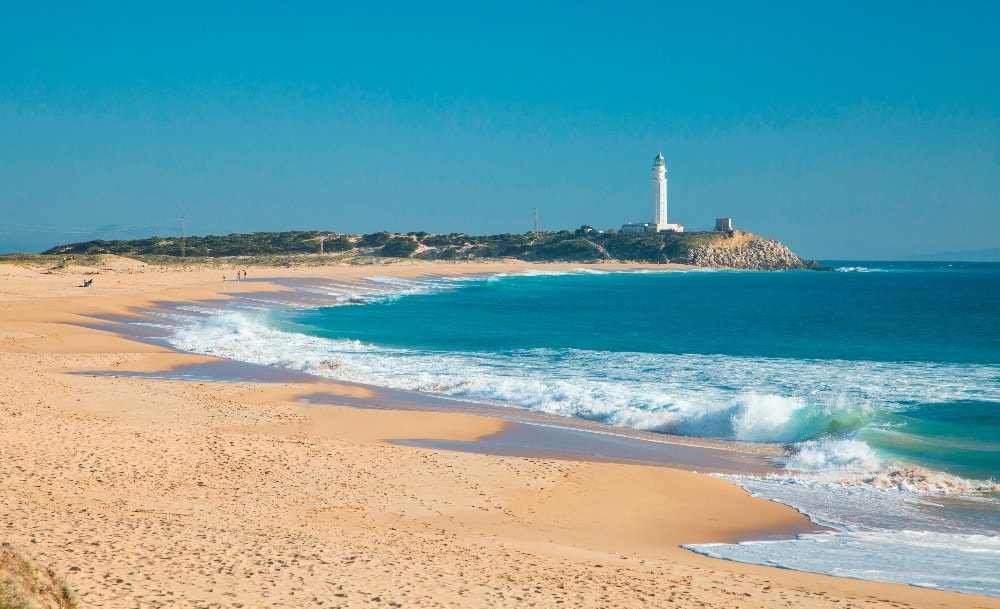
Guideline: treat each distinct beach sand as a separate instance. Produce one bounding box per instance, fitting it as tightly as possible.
[1,256,996,608]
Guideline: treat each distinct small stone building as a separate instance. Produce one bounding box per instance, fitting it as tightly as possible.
[715,218,734,232]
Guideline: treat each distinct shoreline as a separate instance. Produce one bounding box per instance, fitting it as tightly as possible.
[1,257,995,608]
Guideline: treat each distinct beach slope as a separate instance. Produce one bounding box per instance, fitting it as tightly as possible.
[1,258,994,608]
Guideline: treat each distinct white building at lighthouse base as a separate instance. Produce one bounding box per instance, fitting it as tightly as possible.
[620,222,684,234]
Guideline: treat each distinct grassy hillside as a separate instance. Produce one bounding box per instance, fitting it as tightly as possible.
[41,228,739,265]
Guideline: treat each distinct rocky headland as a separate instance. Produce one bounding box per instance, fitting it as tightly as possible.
[686,232,808,270]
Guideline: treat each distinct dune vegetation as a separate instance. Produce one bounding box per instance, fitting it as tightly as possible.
[0,544,77,609]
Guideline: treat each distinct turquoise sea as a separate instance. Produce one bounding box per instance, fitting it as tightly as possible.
[163,261,1000,597]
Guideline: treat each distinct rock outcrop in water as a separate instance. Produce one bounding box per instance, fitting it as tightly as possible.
[686,232,806,270]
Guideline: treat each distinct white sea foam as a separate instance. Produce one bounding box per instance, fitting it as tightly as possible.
[724,474,999,533]
[515,269,575,277]
[686,530,1000,597]
[249,274,480,309]
[785,438,883,476]
[730,393,806,442]
[696,472,1000,597]
[835,266,889,273]
[165,310,999,449]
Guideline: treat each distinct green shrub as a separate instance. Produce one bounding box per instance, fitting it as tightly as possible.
[359,231,391,247]
[327,235,354,251]
[380,237,419,258]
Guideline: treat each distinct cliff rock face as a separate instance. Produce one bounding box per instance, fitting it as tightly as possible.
[687,234,805,270]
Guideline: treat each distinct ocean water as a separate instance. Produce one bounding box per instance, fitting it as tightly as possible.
[162,262,1000,596]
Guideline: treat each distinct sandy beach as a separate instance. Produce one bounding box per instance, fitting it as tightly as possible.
[1,256,995,609]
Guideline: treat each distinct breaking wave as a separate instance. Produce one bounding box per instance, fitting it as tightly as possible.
[167,308,997,493]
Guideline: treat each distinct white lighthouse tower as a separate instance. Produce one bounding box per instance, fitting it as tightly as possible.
[620,153,684,233]
[652,153,667,229]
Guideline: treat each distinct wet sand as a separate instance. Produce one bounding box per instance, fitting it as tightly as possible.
[1,255,995,608]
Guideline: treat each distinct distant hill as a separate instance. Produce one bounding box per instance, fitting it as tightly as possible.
[42,228,810,270]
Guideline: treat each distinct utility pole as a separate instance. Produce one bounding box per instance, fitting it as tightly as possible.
[181,214,187,260]
[534,208,538,235]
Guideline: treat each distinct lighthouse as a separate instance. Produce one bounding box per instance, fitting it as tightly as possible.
[621,154,683,233]
[652,153,667,229]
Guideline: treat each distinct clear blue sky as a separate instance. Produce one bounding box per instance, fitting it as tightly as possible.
[2,1,997,259]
